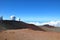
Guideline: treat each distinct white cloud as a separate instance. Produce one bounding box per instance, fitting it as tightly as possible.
[27,21,60,27]
[27,22,41,25]
[44,21,60,27]
[16,18,21,21]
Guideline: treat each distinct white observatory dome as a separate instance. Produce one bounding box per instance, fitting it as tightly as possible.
[10,15,16,20]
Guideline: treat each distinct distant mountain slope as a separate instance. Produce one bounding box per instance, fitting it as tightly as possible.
[0,20,45,31]
[39,24,60,32]
[42,24,55,28]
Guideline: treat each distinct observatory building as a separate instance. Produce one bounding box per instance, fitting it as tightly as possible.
[10,15,16,21]
[0,16,3,20]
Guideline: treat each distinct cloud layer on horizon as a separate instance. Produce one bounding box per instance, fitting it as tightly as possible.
[27,21,60,27]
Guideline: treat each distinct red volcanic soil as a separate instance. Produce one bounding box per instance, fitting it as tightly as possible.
[0,29,60,40]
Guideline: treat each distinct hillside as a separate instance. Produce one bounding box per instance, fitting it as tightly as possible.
[39,24,60,32]
[0,20,60,40]
[0,20,60,32]
[0,20,45,31]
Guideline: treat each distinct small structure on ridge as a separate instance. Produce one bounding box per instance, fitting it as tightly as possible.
[0,16,3,20]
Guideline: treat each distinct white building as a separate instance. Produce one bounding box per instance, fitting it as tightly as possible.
[10,15,16,21]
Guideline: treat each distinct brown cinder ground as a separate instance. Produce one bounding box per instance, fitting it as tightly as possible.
[0,29,60,40]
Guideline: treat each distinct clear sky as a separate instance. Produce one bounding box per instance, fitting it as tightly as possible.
[0,0,60,22]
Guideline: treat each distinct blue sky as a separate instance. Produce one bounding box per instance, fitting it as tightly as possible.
[0,0,60,22]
